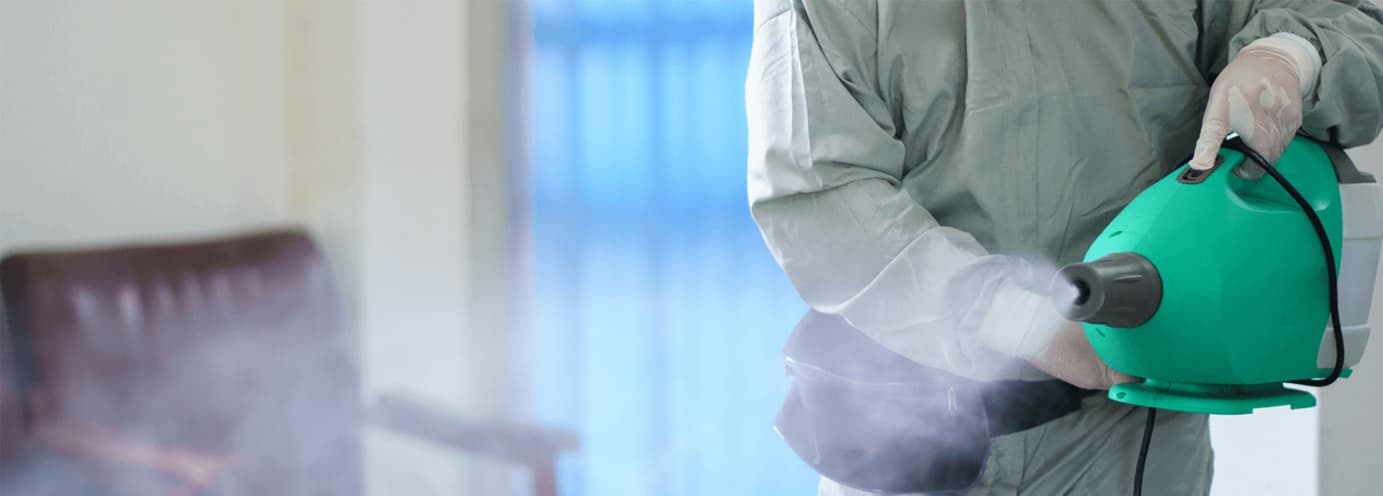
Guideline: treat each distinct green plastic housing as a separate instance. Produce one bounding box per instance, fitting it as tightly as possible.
[1083,137,1344,415]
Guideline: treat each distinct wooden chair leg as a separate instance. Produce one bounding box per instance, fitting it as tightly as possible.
[533,460,558,496]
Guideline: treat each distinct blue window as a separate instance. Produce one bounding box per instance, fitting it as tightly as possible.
[522,1,816,494]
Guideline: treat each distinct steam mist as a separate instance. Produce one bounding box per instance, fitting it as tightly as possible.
[779,256,1094,494]
[0,269,365,495]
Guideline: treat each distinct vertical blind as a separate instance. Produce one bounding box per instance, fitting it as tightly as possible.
[523,0,816,494]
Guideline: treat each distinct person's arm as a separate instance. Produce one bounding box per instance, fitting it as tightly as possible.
[747,0,1111,383]
[1199,0,1383,147]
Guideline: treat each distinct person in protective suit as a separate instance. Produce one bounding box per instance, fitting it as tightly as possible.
[745,1,1383,494]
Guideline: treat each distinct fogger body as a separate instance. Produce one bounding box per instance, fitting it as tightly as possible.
[1059,136,1383,414]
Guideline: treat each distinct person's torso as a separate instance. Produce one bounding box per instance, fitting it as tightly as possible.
[882,0,1210,263]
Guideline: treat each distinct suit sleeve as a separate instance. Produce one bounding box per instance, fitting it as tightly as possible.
[746,0,1064,379]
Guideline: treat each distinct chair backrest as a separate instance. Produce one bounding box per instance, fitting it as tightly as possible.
[0,229,363,494]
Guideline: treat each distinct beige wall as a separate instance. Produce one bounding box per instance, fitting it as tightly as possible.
[354,0,498,494]
[0,0,289,248]
[0,1,491,494]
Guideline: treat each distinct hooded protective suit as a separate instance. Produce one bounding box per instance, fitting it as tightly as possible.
[745,1,1383,494]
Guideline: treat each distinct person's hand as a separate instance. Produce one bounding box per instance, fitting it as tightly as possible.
[1190,33,1322,171]
[1025,320,1137,390]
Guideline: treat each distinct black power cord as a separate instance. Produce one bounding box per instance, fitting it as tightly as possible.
[1133,407,1157,496]
[1132,139,1346,496]
[1232,139,1346,387]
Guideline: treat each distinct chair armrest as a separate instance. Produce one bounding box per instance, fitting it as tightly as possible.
[26,416,236,492]
[366,392,578,469]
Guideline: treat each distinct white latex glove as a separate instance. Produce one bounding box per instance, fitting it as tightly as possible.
[1190,33,1323,170]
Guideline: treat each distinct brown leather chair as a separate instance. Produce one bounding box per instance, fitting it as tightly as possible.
[0,302,21,470]
[0,229,575,495]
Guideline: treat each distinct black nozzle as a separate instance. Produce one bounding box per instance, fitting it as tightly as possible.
[1055,252,1163,328]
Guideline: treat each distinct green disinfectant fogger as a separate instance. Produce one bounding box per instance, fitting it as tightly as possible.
[1055,136,1383,495]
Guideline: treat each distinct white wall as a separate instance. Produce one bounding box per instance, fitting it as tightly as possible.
[1211,395,1319,494]
[0,0,289,248]
[0,1,491,494]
